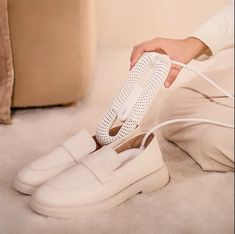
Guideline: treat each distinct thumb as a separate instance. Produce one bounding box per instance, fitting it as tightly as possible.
[164,65,181,88]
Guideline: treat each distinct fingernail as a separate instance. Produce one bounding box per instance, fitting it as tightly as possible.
[165,82,171,88]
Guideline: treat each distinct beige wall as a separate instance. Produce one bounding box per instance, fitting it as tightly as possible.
[96,0,229,49]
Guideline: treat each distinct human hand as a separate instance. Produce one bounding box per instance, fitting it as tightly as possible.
[130,37,208,88]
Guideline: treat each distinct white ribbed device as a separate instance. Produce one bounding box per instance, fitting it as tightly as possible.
[96,52,171,146]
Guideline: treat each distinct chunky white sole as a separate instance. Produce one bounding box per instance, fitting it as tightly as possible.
[13,178,37,195]
[30,164,170,218]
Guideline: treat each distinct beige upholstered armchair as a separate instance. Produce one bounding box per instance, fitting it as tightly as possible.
[0,0,95,123]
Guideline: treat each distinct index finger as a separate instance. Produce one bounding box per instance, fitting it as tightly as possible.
[130,46,145,70]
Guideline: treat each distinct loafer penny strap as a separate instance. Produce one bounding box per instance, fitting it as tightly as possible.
[81,146,121,184]
[61,130,97,162]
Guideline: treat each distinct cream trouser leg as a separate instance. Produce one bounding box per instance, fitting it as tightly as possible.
[160,67,234,172]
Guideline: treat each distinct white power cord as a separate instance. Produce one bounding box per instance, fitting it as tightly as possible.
[140,118,234,149]
[141,58,234,148]
[168,59,234,100]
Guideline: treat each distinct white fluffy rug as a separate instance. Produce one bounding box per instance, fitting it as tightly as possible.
[0,48,234,234]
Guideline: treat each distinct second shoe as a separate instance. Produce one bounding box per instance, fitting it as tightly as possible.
[13,130,97,195]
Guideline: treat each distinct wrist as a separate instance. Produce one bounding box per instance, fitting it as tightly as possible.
[186,36,208,59]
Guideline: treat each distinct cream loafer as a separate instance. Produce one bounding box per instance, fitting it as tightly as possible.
[31,133,170,218]
[14,130,97,195]
[14,126,140,195]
